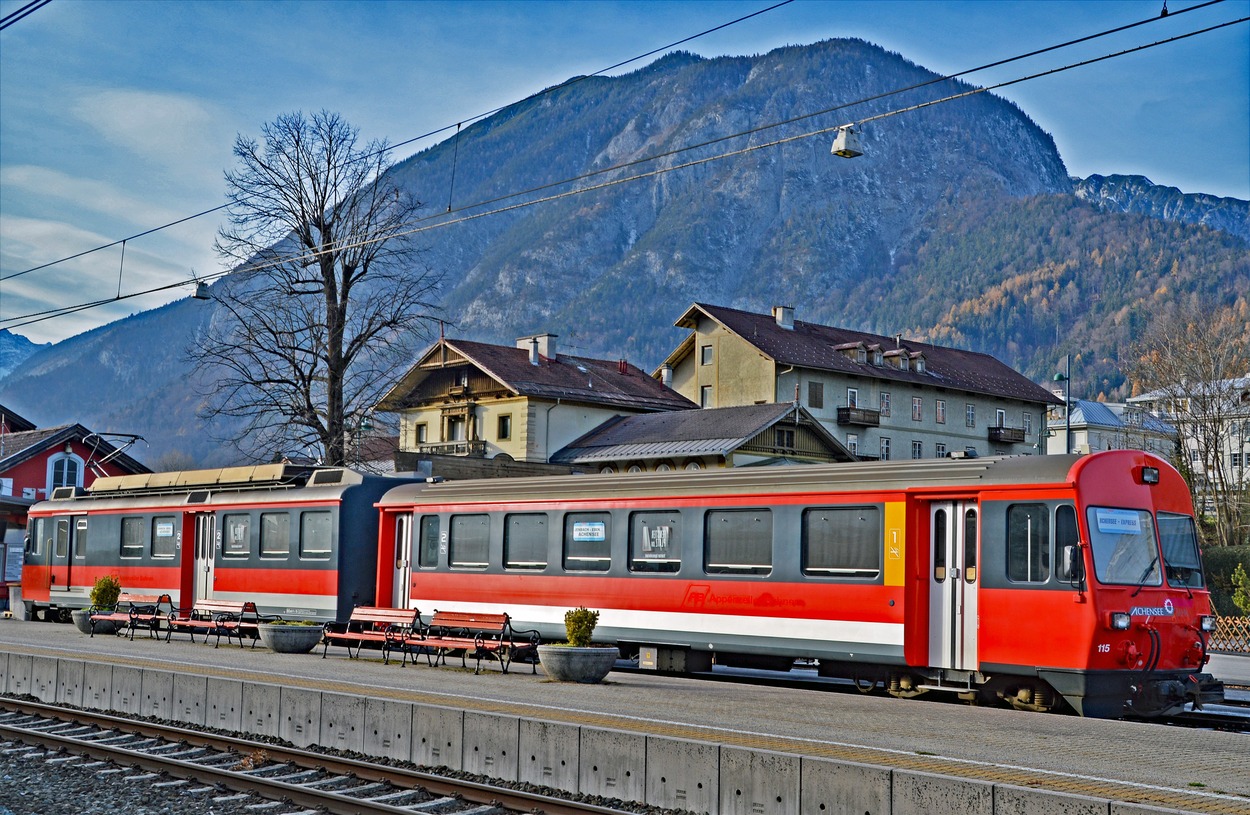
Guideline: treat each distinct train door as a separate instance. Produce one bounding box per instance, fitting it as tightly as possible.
[48,517,85,593]
[392,514,413,608]
[193,514,217,602]
[928,502,979,671]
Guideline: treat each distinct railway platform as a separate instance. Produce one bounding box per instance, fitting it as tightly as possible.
[1,618,1246,815]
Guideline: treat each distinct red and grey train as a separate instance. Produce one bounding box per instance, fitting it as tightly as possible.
[24,450,1223,717]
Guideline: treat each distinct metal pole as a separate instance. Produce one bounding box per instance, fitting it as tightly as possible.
[1065,354,1072,455]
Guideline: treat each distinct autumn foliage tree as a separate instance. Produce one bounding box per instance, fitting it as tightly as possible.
[192,111,441,466]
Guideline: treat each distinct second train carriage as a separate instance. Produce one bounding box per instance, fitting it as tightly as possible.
[22,464,401,622]
[375,450,1223,717]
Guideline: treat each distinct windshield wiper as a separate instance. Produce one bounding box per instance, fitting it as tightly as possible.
[1130,555,1159,597]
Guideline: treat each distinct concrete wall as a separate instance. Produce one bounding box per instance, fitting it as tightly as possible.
[0,654,1195,815]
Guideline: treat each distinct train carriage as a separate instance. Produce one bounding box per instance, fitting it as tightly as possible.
[375,450,1223,717]
[22,464,399,622]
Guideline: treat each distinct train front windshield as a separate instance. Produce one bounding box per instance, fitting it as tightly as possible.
[1087,506,1205,588]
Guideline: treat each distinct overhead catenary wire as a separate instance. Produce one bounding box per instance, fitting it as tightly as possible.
[1,9,1244,332]
[0,0,52,31]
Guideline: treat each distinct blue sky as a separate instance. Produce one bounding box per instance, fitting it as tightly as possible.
[1,0,1246,345]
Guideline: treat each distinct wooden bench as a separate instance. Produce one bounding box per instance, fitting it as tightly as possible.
[405,610,540,674]
[166,599,272,648]
[321,606,420,664]
[89,593,173,640]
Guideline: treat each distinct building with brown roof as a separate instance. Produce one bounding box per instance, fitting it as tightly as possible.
[657,304,1061,460]
[376,334,695,473]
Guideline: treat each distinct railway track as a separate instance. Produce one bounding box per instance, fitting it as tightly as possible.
[0,699,641,815]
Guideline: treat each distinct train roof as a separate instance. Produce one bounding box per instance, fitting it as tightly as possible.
[378,453,1097,507]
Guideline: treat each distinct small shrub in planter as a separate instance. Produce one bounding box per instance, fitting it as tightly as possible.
[537,607,618,683]
[73,575,123,634]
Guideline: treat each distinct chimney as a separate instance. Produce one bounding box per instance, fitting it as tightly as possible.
[618,359,628,375]
[517,333,558,365]
[773,306,794,330]
[660,364,673,388]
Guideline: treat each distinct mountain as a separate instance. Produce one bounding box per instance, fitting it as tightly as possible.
[0,329,49,382]
[0,39,1245,466]
[1074,174,1250,242]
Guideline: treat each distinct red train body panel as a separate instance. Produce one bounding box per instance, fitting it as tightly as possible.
[375,451,1222,716]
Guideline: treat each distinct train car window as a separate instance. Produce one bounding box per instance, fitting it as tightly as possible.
[504,513,547,570]
[933,509,947,581]
[299,511,333,560]
[1055,505,1080,581]
[563,512,611,571]
[705,510,772,576]
[1158,512,1205,588]
[260,512,291,558]
[629,511,682,573]
[801,506,881,579]
[54,519,69,559]
[963,508,977,583]
[27,518,43,555]
[222,514,251,558]
[120,517,144,558]
[1087,507,1161,586]
[449,514,489,569]
[418,515,439,568]
[74,518,88,559]
[151,516,177,559]
[1007,504,1050,582]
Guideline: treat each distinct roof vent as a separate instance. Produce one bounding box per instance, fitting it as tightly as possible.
[772,306,794,330]
[311,469,344,485]
[50,486,84,500]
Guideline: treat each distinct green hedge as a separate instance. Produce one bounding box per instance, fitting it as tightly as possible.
[1203,545,1250,616]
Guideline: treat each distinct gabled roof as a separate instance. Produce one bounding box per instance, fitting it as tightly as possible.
[0,404,37,433]
[550,402,855,464]
[1062,400,1176,435]
[0,424,151,475]
[663,303,1061,407]
[377,338,695,413]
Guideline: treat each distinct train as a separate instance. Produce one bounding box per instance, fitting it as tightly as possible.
[22,450,1224,718]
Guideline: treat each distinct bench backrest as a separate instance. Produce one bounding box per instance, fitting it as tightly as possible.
[192,599,248,614]
[348,606,419,628]
[430,610,510,633]
[118,593,171,608]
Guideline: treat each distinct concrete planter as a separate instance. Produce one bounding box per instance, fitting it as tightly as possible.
[537,644,619,683]
[71,608,115,636]
[257,623,324,654]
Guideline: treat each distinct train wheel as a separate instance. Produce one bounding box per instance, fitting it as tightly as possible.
[56,607,73,624]
[886,672,928,699]
[853,675,878,694]
[1004,683,1060,713]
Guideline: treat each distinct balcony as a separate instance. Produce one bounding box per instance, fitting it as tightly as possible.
[837,406,881,427]
[415,440,487,457]
[987,426,1026,444]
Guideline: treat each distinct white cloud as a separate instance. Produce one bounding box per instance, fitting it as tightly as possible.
[1,165,183,229]
[73,89,232,178]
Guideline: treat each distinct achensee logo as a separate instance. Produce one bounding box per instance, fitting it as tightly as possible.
[1129,599,1175,617]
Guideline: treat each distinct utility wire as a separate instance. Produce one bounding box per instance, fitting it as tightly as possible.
[3,12,1245,331]
[0,0,796,284]
[0,0,51,31]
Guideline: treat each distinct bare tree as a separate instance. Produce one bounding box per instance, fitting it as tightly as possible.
[192,110,440,466]
[1128,300,1250,547]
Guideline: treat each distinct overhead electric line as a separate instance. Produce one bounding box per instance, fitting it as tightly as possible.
[1,4,1244,332]
[0,0,51,31]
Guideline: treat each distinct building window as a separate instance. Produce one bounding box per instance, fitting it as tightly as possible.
[847,388,858,408]
[911,396,923,422]
[846,433,858,456]
[775,428,795,449]
[936,399,946,424]
[966,404,976,428]
[700,385,713,408]
[995,408,1006,428]
[415,423,427,444]
[880,437,891,461]
[1024,412,1033,435]
[700,344,713,365]
[808,381,824,409]
[935,443,947,458]
[912,440,923,459]
[497,414,512,441]
[447,416,465,442]
[880,392,891,417]
[1232,453,1243,468]
[48,453,83,493]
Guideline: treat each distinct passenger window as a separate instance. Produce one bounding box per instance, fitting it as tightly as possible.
[259,512,291,558]
[933,509,947,582]
[418,515,440,568]
[564,512,611,572]
[27,518,43,556]
[299,511,333,560]
[222,514,251,558]
[1055,505,1080,581]
[801,506,881,579]
[74,518,88,559]
[504,513,547,570]
[1007,504,1050,582]
[629,511,681,573]
[120,517,144,558]
[963,508,977,583]
[450,514,489,569]
[151,516,177,559]
[704,509,772,576]
[54,519,69,559]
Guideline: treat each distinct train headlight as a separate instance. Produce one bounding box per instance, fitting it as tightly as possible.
[1200,615,1217,632]
[1139,466,1160,485]
[1109,612,1131,630]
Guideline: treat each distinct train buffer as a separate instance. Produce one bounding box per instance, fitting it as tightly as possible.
[321,606,421,664]
[89,593,173,640]
[401,610,540,674]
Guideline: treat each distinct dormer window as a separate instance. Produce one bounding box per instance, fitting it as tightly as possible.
[912,353,926,373]
[872,348,883,366]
